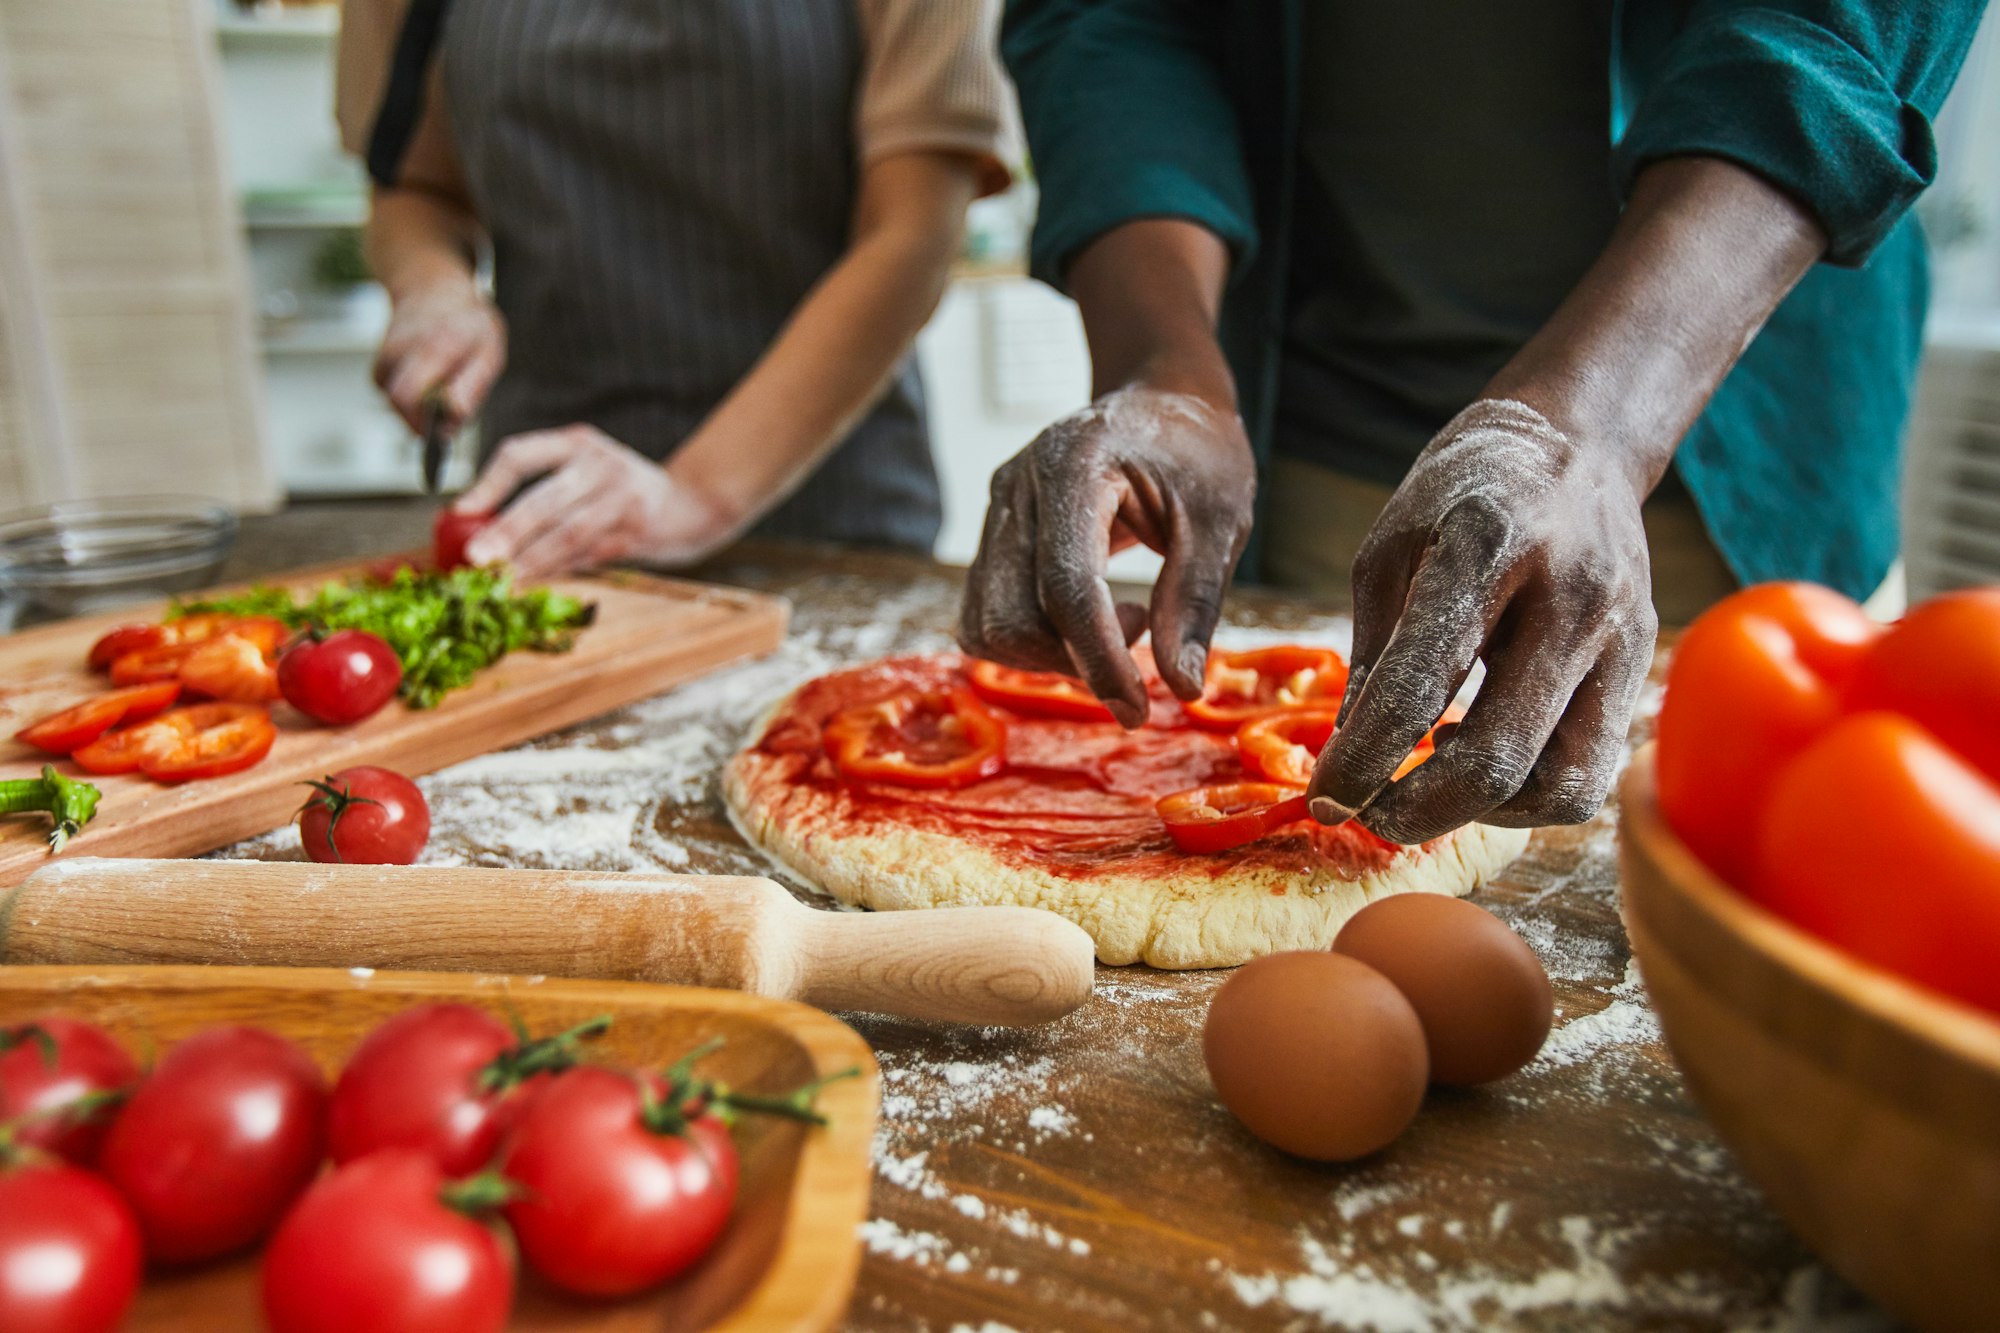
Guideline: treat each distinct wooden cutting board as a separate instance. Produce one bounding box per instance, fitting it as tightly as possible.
[0,560,788,885]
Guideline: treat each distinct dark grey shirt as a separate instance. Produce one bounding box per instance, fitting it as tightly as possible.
[1276,1,1620,485]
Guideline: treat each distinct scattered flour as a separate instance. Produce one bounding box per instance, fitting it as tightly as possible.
[1534,959,1660,1071]
[1026,1104,1075,1136]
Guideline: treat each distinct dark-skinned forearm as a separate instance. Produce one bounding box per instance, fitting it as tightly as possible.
[1066,219,1239,409]
[1484,156,1828,497]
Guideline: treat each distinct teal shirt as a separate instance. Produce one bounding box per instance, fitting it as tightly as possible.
[1003,0,1986,599]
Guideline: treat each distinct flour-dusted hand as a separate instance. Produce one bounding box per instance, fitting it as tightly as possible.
[1308,399,1657,844]
[455,426,740,580]
[373,275,506,434]
[958,386,1257,728]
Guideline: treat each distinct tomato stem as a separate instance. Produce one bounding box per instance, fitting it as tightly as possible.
[475,1013,613,1094]
[296,776,385,864]
[439,1170,521,1217]
[0,766,102,853]
[0,1024,59,1067]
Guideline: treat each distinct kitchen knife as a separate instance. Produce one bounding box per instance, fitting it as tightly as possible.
[419,385,453,493]
[0,859,1096,1027]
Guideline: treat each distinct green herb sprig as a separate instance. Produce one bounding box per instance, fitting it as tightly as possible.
[176,566,594,709]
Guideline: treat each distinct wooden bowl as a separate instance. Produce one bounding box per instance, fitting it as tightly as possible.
[1618,745,2000,1333]
[0,965,880,1332]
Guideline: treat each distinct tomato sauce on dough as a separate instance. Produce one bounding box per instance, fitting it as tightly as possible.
[739,655,1406,881]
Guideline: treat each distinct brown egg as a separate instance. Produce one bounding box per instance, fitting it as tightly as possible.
[1334,894,1553,1085]
[1202,951,1428,1162]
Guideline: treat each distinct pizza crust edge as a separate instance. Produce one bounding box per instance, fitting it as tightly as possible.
[722,690,1532,969]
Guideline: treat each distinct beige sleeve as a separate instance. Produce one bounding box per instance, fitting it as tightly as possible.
[854,0,1014,199]
[334,0,470,203]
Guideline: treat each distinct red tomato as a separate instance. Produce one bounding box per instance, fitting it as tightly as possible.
[1156,783,1312,854]
[0,1018,139,1165]
[434,509,493,572]
[298,766,431,865]
[177,633,281,703]
[1656,582,1882,888]
[823,689,1007,788]
[965,659,1115,722]
[1755,712,2000,1015]
[97,1024,328,1263]
[1185,646,1349,730]
[12,682,182,754]
[261,1151,515,1333]
[1846,587,2000,786]
[278,630,403,725]
[499,1065,739,1296]
[328,1004,608,1175]
[133,702,278,783]
[0,1161,142,1333]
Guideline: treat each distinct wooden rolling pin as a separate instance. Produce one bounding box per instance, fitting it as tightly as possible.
[0,859,1094,1027]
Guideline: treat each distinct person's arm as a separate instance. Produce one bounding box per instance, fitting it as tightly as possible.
[1305,156,1826,845]
[365,186,504,433]
[456,150,979,577]
[958,219,1255,726]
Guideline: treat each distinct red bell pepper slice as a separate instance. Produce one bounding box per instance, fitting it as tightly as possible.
[1235,710,1341,786]
[135,702,277,783]
[824,688,1007,789]
[1185,646,1349,731]
[12,682,184,755]
[1156,782,1311,854]
[965,659,1115,723]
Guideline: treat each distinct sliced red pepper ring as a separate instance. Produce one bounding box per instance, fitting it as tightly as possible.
[824,688,1006,789]
[965,659,1115,723]
[177,633,282,702]
[1156,782,1311,854]
[136,702,277,783]
[1186,646,1350,731]
[87,623,171,671]
[12,681,185,755]
[1235,709,1341,786]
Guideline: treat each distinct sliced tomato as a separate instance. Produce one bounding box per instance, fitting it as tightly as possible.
[1157,782,1311,854]
[12,682,184,754]
[824,688,1006,788]
[1235,709,1340,785]
[1186,646,1349,730]
[178,634,281,702]
[72,711,195,775]
[87,624,171,671]
[138,702,276,782]
[965,659,1115,723]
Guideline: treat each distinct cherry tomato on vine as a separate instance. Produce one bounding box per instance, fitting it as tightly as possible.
[261,1150,515,1333]
[278,629,403,725]
[298,766,430,864]
[0,1017,138,1165]
[498,1065,740,1296]
[0,1160,142,1333]
[97,1024,327,1263]
[328,1004,609,1175]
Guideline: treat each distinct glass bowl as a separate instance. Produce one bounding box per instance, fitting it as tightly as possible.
[0,497,237,628]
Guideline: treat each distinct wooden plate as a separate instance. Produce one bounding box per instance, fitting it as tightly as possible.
[1618,744,2000,1333]
[0,965,879,1332]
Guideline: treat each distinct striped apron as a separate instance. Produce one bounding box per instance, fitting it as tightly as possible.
[404,0,943,549]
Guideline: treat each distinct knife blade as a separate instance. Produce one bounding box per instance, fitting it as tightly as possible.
[419,385,454,494]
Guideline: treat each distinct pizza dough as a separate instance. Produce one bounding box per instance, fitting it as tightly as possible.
[724,655,1531,970]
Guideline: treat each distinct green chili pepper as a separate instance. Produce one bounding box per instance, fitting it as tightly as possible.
[0,765,102,853]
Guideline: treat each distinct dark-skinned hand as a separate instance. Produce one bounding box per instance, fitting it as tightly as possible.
[1308,399,1658,845]
[957,386,1256,728]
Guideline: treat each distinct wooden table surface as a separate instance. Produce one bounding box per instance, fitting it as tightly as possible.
[193,504,1892,1330]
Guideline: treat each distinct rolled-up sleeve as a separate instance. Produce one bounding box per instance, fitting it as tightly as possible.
[1003,0,1256,290]
[1613,0,1986,267]
[855,0,1014,199]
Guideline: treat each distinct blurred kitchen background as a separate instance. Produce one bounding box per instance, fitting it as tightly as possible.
[1,0,1996,602]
